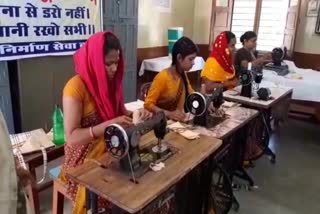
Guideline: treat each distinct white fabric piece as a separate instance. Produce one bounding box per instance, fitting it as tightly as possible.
[262,60,320,102]
[11,129,54,154]
[139,56,205,76]
[150,162,165,171]
[167,122,200,140]
[124,100,145,112]
[132,110,143,125]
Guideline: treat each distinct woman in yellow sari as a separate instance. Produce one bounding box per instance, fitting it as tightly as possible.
[145,37,210,214]
[60,32,151,214]
[201,31,237,93]
[144,37,197,122]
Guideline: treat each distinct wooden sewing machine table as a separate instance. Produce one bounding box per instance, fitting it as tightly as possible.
[67,132,222,214]
[24,145,65,214]
[224,85,293,163]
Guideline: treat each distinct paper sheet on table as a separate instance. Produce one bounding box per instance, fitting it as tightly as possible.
[10,129,54,154]
[222,101,239,108]
[125,100,144,112]
[168,122,200,140]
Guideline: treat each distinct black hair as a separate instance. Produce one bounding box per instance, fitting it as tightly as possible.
[171,36,199,66]
[240,31,257,45]
[171,37,198,112]
[225,31,236,44]
[103,33,121,55]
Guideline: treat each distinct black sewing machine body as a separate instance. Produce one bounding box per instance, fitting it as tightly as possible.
[264,47,289,76]
[239,69,272,100]
[104,112,175,177]
[240,69,253,98]
[186,89,225,128]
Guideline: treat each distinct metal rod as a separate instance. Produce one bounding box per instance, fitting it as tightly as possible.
[127,153,137,183]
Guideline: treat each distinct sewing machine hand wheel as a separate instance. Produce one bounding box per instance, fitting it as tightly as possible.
[186,92,207,116]
[104,124,129,159]
[240,71,253,86]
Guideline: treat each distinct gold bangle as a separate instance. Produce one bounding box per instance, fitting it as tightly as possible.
[89,126,96,140]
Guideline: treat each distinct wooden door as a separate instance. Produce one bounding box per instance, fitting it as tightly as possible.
[209,0,234,49]
[283,0,300,56]
[102,0,138,102]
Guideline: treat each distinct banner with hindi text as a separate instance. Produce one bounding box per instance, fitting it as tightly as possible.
[0,0,101,61]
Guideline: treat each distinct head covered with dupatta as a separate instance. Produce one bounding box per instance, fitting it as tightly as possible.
[201,31,236,82]
[73,32,126,121]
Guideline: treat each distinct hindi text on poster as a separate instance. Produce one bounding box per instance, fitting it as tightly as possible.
[0,0,101,60]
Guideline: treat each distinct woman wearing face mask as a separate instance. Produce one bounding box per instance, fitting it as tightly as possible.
[234,31,271,74]
[144,37,198,122]
[201,31,237,93]
[60,32,151,214]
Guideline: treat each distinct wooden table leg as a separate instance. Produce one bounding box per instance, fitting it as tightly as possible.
[261,111,276,163]
[315,107,320,122]
[28,166,40,214]
[86,189,99,214]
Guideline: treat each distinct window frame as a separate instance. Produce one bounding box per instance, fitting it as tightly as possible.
[210,0,301,54]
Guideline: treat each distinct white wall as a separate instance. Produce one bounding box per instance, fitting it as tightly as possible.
[138,0,196,48]
[294,0,320,54]
[193,0,212,44]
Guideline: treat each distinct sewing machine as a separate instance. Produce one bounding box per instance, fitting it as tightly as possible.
[186,88,225,128]
[264,47,289,76]
[239,69,270,100]
[240,69,253,98]
[104,112,174,180]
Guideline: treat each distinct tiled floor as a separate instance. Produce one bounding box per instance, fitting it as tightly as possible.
[230,119,320,214]
[37,119,320,214]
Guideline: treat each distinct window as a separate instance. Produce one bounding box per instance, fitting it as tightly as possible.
[230,0,295,51]
[231,0,256,49]
[210,0,299,53]
[257,0,289,51]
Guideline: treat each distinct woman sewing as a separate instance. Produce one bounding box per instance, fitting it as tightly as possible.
[144,37,198,122]
[234,31,271,74]
[144,37,212,214]
[59,32,152,214]
[201,31,237,93]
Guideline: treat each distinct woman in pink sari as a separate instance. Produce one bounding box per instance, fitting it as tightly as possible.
[59,32,152,214]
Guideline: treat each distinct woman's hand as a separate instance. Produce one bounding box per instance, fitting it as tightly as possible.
[223,78,238,88]
[16,167,34,187]
[255,53,272,66]
[112,115,133,127]
[138,109,153,121]
[166,110,186,122]
[262,52,272,60]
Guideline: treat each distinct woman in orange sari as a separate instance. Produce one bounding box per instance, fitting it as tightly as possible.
[201,31,264,164]
[201,31,237,93]
[59,32,151,214]
[144,37,197,122]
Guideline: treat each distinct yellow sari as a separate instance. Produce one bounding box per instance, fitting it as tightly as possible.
[201,57,235,83]
[59,75,109,214]
[144,69,194,112]
[201,32,236,88]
